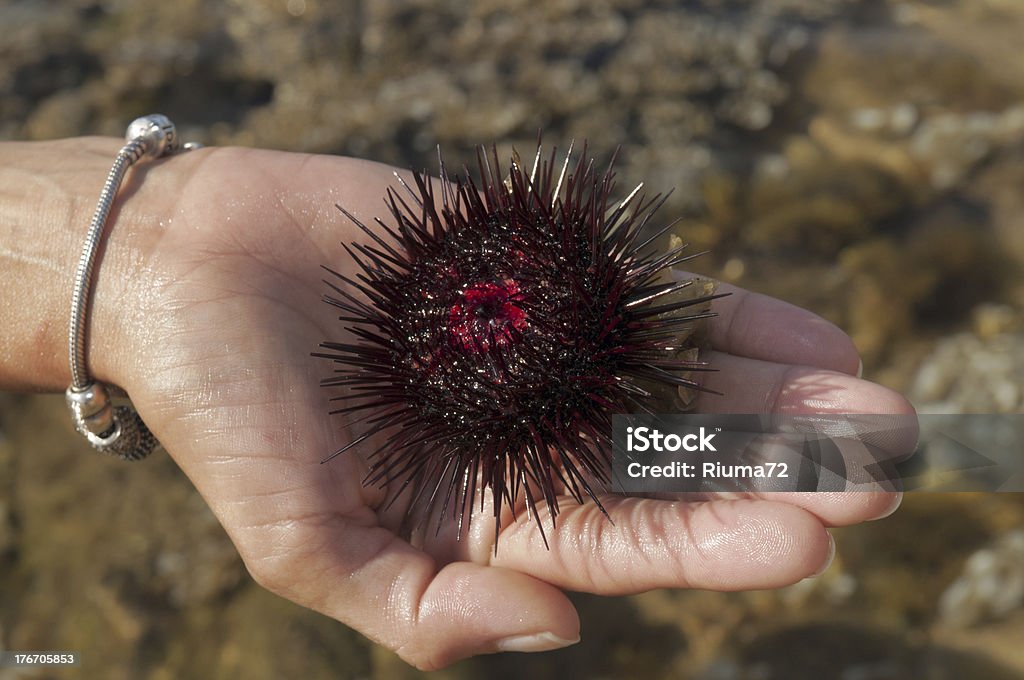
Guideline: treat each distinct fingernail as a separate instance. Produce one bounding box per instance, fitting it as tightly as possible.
[811,533,836,578]
[496,631,580,653]
[870,490,904,521]
[856,358,864,379]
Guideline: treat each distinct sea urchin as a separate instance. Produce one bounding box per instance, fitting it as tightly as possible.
[316,144,722,547]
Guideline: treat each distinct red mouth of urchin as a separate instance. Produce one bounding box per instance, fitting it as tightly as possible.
[447,279,528,352]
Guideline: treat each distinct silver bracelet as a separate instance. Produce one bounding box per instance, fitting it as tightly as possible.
[64,114,200,461]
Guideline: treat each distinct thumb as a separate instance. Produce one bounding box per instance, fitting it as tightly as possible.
[241,523,581,671]
[388,561,581,669]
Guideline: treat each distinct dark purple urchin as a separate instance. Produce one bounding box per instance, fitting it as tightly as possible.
[315,144,723,546]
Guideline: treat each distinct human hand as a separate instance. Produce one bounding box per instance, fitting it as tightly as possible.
[64,141,912,669]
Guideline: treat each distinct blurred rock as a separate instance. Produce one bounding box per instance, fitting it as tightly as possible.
[940,531,1024,627]
[910,107,1024,190]
[973,303,1020,340]
[911,326,1024,414]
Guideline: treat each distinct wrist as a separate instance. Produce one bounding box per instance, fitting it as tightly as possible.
[0,137,202,393]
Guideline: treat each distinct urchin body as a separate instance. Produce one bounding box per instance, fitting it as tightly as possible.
[316,145,720,545]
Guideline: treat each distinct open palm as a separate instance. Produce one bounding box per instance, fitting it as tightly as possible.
[112,146,912,670]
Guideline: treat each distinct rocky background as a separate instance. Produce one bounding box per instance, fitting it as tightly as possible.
[2,0,1024,678]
